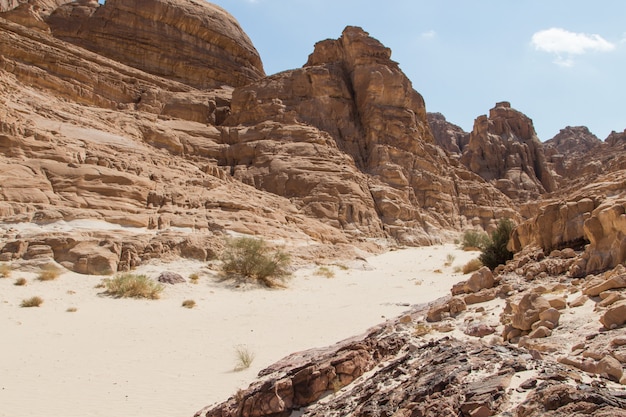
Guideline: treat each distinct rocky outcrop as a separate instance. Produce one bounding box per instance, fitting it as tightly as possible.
[461,102,557,201]
[46,0,265,89]
[545,126,602,155]
[198,286,626,417]
[220,26,517,242]
[510,194,626,275]
[427,112,469,155]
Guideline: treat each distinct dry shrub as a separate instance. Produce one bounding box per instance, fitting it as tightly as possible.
[234,345,255,371]
[460,230,490,251]
[220,237,291,287]
[314,266,335,278]
[101,274,164,299]
[462,258,483,274]
[182,299,196,309]
[37,264,62,281]
[14,277,27,286]
[21,296,43,308]
[0,263,12,278]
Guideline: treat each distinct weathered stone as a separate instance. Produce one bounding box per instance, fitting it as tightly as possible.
[461,102,556,202]
[46,0,265,89]
[465,267,495,293]
[600,300,626,330]
[597,355,624,382]
[528,326,552,339]
[511,293,551,331]
[157,271,185,284]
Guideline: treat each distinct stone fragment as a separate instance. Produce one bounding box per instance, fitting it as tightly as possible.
[528,326,552,339]
[465,267,495,293]
[511,293,551,331]
[538,308,560,328]
[597,355,624,382]
[546,296,567,310]
[600,301,626,329]
[157,271,186,284]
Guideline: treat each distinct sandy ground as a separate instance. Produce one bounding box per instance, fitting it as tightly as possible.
[0,242,479,417]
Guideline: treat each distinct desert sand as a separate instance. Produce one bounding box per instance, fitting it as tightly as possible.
[0,240,479,417]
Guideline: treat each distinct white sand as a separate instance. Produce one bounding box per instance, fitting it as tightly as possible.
[0,243,478,417]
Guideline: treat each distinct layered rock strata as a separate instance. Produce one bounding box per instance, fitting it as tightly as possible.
[46,0,265,89]
[220,26,517,242]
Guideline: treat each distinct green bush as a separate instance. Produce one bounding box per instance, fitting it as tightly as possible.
[220,237,291,287]
[480,218,515,270]
[460,229,490,251]
[100,274,164,299]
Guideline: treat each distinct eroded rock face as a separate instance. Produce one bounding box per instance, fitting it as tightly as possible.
[221,26,517,242]
[46,0,265,89]
[427,112,469,155]
[511,195,626,275]
[461,102,557,201]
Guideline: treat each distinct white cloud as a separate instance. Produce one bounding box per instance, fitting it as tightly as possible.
[531,28,615,67]
[531,28,615,55]
[420,30,436,40]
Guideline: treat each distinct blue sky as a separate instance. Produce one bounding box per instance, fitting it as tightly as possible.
[100,1,626,141]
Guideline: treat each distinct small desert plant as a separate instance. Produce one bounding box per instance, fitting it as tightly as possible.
[0,263,12,278]
[37,264,62,281]
[21,296,43,308]
[314,266,335,278]
[182,299,196,309]
[462,258,483,274]
[460,229,490,251]
[14,277,27,286]
[415,323,432,337]
[100,274,164,299]
[444,253,456,267]
[220,237,291,287]
[66,307,78,313]
[479,218,515,270]
[234,345,255,371]
[189,273,200,284]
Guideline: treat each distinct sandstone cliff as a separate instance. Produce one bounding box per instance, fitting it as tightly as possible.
[46,0,265,89]
[427,112,469,155]
[220,27,517,242]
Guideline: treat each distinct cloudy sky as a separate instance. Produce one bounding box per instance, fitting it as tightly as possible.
[205,0,624,141]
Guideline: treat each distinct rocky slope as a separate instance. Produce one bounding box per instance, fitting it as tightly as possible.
[198,254,626,417]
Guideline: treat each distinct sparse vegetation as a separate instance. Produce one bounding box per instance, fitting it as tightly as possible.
[0,263,12,278]
[37,264,62,281]
[100,274,164,299]
[444,253,456,267]
[182,299,196,309]
[189,273,200,284]
[479,218,515,270]
[462,258,483,274]
[66,307,78,313]
[21,296,43,308]
[314,266,335,278]
[234,345,255,371]
[415,323,432,337]
[14,277,27,286]
[460,229,490,251]
[220,237,291,287]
